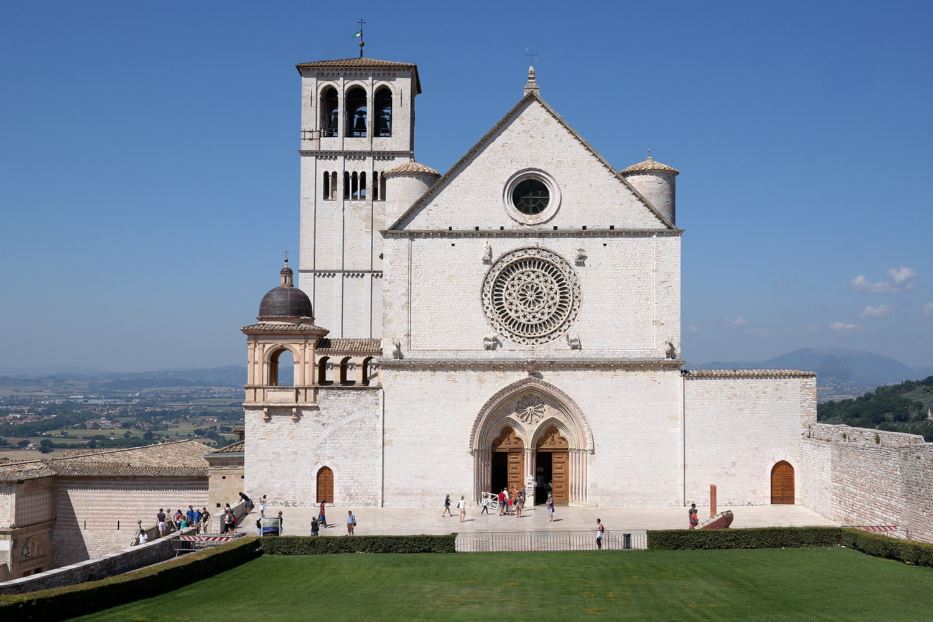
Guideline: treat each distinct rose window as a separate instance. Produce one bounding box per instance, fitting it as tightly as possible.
[482,248,581,344]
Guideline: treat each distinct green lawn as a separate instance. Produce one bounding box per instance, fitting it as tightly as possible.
[78,548,933,621]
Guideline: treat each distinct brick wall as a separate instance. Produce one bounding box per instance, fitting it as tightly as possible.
[51,478,207,567]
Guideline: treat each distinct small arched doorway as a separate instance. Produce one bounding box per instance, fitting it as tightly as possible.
[536,426,569,505]
[771,461,795,504]
[491,426,524,496]
[316,466,334,504]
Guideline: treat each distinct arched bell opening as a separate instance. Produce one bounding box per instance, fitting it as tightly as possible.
[345,86,367,137]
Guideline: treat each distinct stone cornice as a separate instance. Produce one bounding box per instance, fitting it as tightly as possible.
[378,357,684,372]
[682,369,816,379]
[299,150,413,158]
[381,228,683,239]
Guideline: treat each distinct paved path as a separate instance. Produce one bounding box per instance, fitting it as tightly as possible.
[253,504,837,537]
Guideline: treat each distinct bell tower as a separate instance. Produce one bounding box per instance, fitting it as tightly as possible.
[296,56,422,339]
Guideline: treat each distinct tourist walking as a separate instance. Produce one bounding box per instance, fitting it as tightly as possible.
[595,518,605,550]
[193,507,202,533]
[277,511,284,535]
[347,510,357,535]
[457,495,467,522]
[311,517,320,536]
[515,489,524,518]
[259,495,267,517]
[498,489,507,515]
[186,505,196,528]
[442,494,452,517]
[201,508,210,533]
[156,508,167,537]
[239,492,254,513]
[688,503,699,529]
[546,494,555,522]
[480,496,490,514]
[319,501,328,527]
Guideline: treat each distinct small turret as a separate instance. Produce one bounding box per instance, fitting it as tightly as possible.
[383,161,441,226]
[620,152,679,225]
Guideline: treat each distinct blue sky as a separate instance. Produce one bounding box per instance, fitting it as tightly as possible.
[1,1,931,371]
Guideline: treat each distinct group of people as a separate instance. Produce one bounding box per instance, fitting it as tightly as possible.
[308,503,356,536]
[139,505,210,544]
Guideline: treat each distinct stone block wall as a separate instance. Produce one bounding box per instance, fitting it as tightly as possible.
[244,387,382,508]
[684,374,816,507]
[51,478,207,567]
[381,367,685,508]
[801,423,933,542]
[207,464,245,512]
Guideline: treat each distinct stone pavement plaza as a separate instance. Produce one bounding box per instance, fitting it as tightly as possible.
[258,504,837,537]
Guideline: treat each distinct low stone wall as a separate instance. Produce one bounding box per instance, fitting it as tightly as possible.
[0,527,194,595]
[802,423,933,543]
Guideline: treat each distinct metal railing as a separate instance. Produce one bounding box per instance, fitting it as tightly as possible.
[456,529,647,553]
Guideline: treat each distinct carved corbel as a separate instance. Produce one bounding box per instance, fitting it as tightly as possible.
[262,408,271,422]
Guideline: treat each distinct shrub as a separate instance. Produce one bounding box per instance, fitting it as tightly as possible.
[0,537,262,621]
[842,529,933,568]
[648,527,843,550]
[262,534,456,555]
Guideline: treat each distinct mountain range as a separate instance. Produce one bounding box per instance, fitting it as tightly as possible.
[1,348,930,400]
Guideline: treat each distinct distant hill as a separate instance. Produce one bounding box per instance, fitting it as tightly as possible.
[0,366,248,389]
[694,347,932,400]
[817,375,933,441]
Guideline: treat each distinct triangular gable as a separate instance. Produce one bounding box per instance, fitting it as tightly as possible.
[389,91,675,231]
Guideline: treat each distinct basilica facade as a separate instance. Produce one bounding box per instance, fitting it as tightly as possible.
[241,56,818,510]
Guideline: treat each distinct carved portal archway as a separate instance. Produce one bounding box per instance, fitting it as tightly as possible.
[470,378,592,505]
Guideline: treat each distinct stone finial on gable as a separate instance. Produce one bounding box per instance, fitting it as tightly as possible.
[524,66,540,95]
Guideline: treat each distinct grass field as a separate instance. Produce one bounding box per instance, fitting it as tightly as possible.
[77,548,933,621]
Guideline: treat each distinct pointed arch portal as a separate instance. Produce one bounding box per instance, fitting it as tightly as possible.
[470,378,592,505]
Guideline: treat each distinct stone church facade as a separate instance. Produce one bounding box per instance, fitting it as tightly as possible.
[241,55,933,530]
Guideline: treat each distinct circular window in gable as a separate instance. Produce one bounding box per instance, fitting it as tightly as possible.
[503,169,561,225]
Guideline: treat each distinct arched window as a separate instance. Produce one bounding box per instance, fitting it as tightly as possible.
[375,87,392,137]
[343,172,350,200]
[320,87,339,137]
[360,172,367,200]
[322,171,331,200]
[339,357,355,385]
[351,172,359,200]
[345,87,367,137]
[360,356,374,385]
[317,356,332,386]
[316,466,334,504]
[330,172,337,200]
[268,348,295,386]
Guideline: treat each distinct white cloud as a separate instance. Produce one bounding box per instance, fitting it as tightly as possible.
[861,304,893,319]
[888,266,916,284]
[924,302,933,318]
[830,321,859,331]
[723,316,748,328]
[852,266,916,293]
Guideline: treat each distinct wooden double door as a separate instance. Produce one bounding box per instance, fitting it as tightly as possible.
[492,427,525,495]
[537,426,569,505]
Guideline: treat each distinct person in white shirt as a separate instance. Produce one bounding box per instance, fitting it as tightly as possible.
[457,496,467,522]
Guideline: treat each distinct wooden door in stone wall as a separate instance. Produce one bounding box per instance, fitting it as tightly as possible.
[770,461,794,504]
[493,426,525,494]
[317,466,334,504]
[537,426,570,505]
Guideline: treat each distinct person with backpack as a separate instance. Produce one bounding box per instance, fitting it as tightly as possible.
[442,494,452,517]
[347,510,357,535]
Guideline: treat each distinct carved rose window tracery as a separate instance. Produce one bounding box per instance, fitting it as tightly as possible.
[482,248,581,344]
[515,394,547,424]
